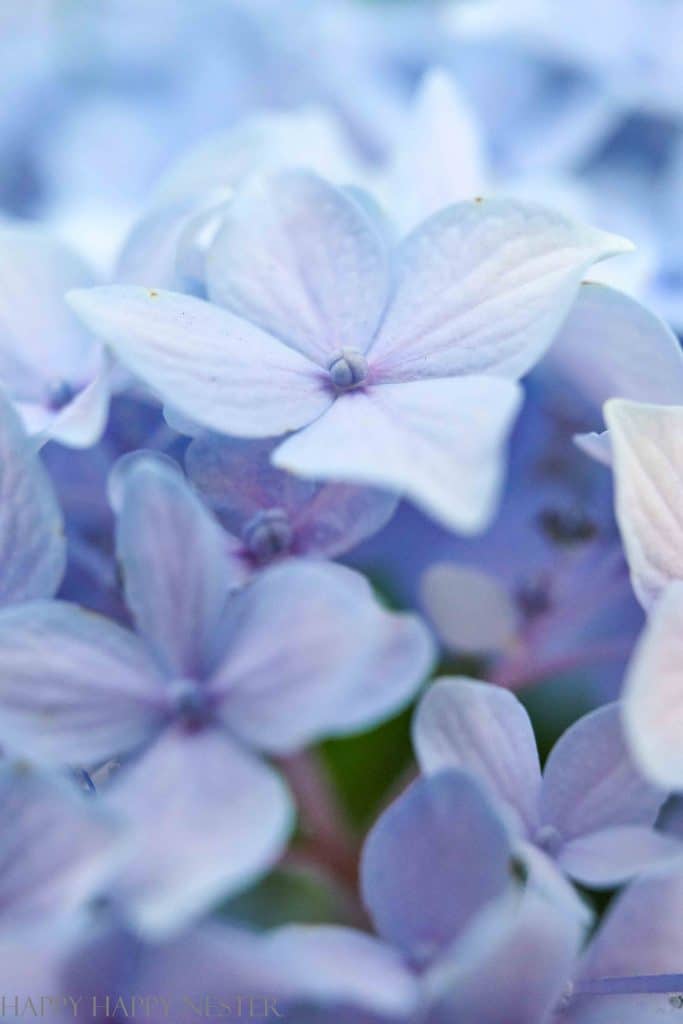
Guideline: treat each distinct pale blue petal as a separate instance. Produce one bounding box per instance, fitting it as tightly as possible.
[0,602,167,764]
[557,826,682,888]
[205,170,390,366]
[413,677,542,836]
[272,377,522,534]
[368,199,633,381]
[0,762,122,932]
[423,892,580,1024]
[540,704,666,840]
[360,771,511,965]
[209,562,433,752]
[108,727,293,937]
[115,454,241,678]
[67,286,333,437]
[0,393,65,606]
[419,563,519,655]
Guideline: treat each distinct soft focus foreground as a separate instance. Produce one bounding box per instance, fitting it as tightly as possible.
[2,1,683,1020]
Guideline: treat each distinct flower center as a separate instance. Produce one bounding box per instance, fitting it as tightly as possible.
[170,679,211,730]
[242,508,293,563]
[46,379,79,411]
[327,348,368,391]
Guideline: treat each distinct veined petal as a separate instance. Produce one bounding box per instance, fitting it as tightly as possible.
[0,763,122,932]
[205,170,390,366]
[0,393,65,606]
[623,581,683,787]
[540,704,665,839]
[108,727,293,937]
[360,771,511,965]
[413,678,542,836]
[272,377,522,535]
[368,199,632,381]
[0,602,167,764]
[605,399,683,608]
[209,562,433,753]
[382,69,488,234]
[115,455,240,679]
[67,286,332,438]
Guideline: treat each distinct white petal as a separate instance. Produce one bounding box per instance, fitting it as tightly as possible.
[205,170,390,366]
[67,286,332,438]
[605,399,683,608]
[273,377,522,534]
[368,198,633,381]
[420,563,519,654]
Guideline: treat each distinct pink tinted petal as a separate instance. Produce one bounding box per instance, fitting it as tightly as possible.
[623,581,683,787]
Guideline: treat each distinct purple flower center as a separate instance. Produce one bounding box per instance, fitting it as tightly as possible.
[328,348,368,390]
[243,508,293,562]
[170,679,211,731]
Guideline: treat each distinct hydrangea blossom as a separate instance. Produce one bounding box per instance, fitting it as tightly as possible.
[185,433,397,577]
[0,227,109,447]
[413,677,680,887]
[0,454,434,935]
[69,171,630,533]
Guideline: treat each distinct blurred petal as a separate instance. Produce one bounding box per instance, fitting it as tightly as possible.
[109,727,293,937]
[360,771,511,965]
[67,286,332,437]
[605,399,683,608]
[0,393,65,607]
[548,284,683,412]
[0,762,121,932]
[413,678,541,836]
[623,581,683,787]
[578,861,683,982]
[37,351,111,448]
[557,826,682,888]
[540,704,665,839]
[290,482,398,560]
[0,227,99,395]
[0,602,166,764]
[384,69,488,234]
[424,892,580,1024]
[187,433,397,559]
[273,377,522,534]
[210,562,433,753]
[265,926,418,1020]
[115,455,239,678]
[205,171,390,366]
[186,434,316,535]
[368,199,632,381]
[420,563,519,655]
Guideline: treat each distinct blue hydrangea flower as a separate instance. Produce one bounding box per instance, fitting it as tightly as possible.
[414,677,680,888]
[68,172,630,534]
[185,433,397,577]
[0,227,110,447]
[0,454,434,935]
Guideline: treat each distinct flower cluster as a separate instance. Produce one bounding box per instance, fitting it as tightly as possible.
[1,1,683,1021]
